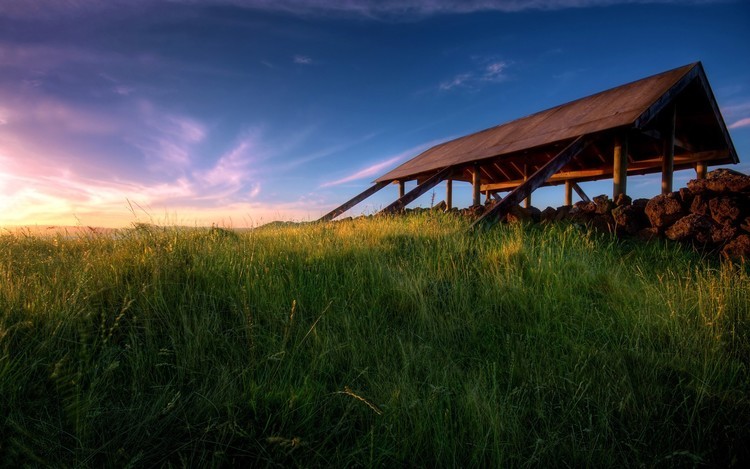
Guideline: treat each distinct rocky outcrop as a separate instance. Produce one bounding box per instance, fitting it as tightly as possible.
[392,168,749,261]
[501,168,750,261]
[645,193,685,230]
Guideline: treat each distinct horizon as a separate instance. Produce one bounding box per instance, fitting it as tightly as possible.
[1,0,749,228]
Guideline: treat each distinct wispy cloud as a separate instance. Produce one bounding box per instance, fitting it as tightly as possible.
[721,101,750,117]
[440,73,472,91]
[320,139,441,187]
[293,55,313,64]
[125,101,208,172]
[193,132,265,201]
[0,91,119,135]
[729,117,750,129]
[722,100,750,130]
[440,60,509,91]
[0,1,729,20]
[321,155,404,187]
[277,131,380,171]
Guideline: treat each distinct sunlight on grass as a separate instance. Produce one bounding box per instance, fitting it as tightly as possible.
[1,213,748,466]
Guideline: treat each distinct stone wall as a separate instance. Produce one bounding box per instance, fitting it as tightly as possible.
[477,169,750,261]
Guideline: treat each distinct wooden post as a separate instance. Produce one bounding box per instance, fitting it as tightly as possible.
[662,105,676,194]
[446,179,453,210]
[523,164,531,208]
[472,164,481,207]
[696,161,707,179]
[564,180,572,206]
[613,133,628,198]
[398,181,405,198]
[380,167,453,214]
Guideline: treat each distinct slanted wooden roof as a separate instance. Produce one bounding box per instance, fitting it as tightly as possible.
[319,62,739,224]
[376,62,738,186]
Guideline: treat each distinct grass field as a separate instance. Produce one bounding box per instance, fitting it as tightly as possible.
[1,213,748,467]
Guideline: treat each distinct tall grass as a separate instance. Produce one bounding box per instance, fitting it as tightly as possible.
[1,214,748,467]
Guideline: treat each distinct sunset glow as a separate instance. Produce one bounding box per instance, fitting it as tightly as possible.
[0,0,748,228]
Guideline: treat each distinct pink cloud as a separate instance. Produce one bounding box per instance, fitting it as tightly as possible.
[729,117,750,129]
[320,139,442,187]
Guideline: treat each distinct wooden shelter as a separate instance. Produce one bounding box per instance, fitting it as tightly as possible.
[319,62,739,226]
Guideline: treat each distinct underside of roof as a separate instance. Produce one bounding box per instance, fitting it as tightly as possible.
[375,62,738,188]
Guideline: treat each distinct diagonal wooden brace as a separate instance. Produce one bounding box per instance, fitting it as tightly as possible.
[318,181,389,222]
[471,136,589,229]
[572,182,590,203]
[379,166,453,215]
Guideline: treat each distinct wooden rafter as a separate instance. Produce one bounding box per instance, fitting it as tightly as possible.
[479,149,730,192]
[471,136,589,229]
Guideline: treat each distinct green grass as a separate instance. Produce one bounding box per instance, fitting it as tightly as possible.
[1,214,748,467]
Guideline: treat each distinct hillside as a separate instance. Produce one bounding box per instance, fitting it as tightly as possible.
[1,215,748,467]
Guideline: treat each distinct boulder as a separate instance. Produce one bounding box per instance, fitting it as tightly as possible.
[506,205,532,223]
[709,196,746,226]
[645,193,685,230]
[711,223,738,245]
[527,206,542,223]
[687,168,750,194]
[721,234,750,261]
[614,193,632,207]
[573,200,596,213]
[590,213,615,233]
[570,201,596,223]
[433,200,447,212]
[690,194,709,216]
[467,205,485,218]
[612,204,648,235]
[540,206,557,223]
[593,194,615,215]
[678,187,694,209]
[633,198,650,209]
[664,214,713,244]
[554,205,572,221]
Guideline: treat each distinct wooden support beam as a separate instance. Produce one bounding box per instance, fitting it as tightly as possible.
[696,161,707,180]
[572,182,590,203]
[398,180,405,198]
[480,150,729,192]
[446,179,453,210]
[523,164,531,208]
[662,105,676,194]
[318,181,389,221]
[471,136,589,229]
[492,193,503,202]
[613,134,628,198]
[564,180,572,206]
[380,167,453,214]
[472,164,481,207]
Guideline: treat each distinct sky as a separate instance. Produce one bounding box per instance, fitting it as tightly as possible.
[0,0,749,228]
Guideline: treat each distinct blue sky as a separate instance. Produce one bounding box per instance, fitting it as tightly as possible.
[0,0,748,227]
